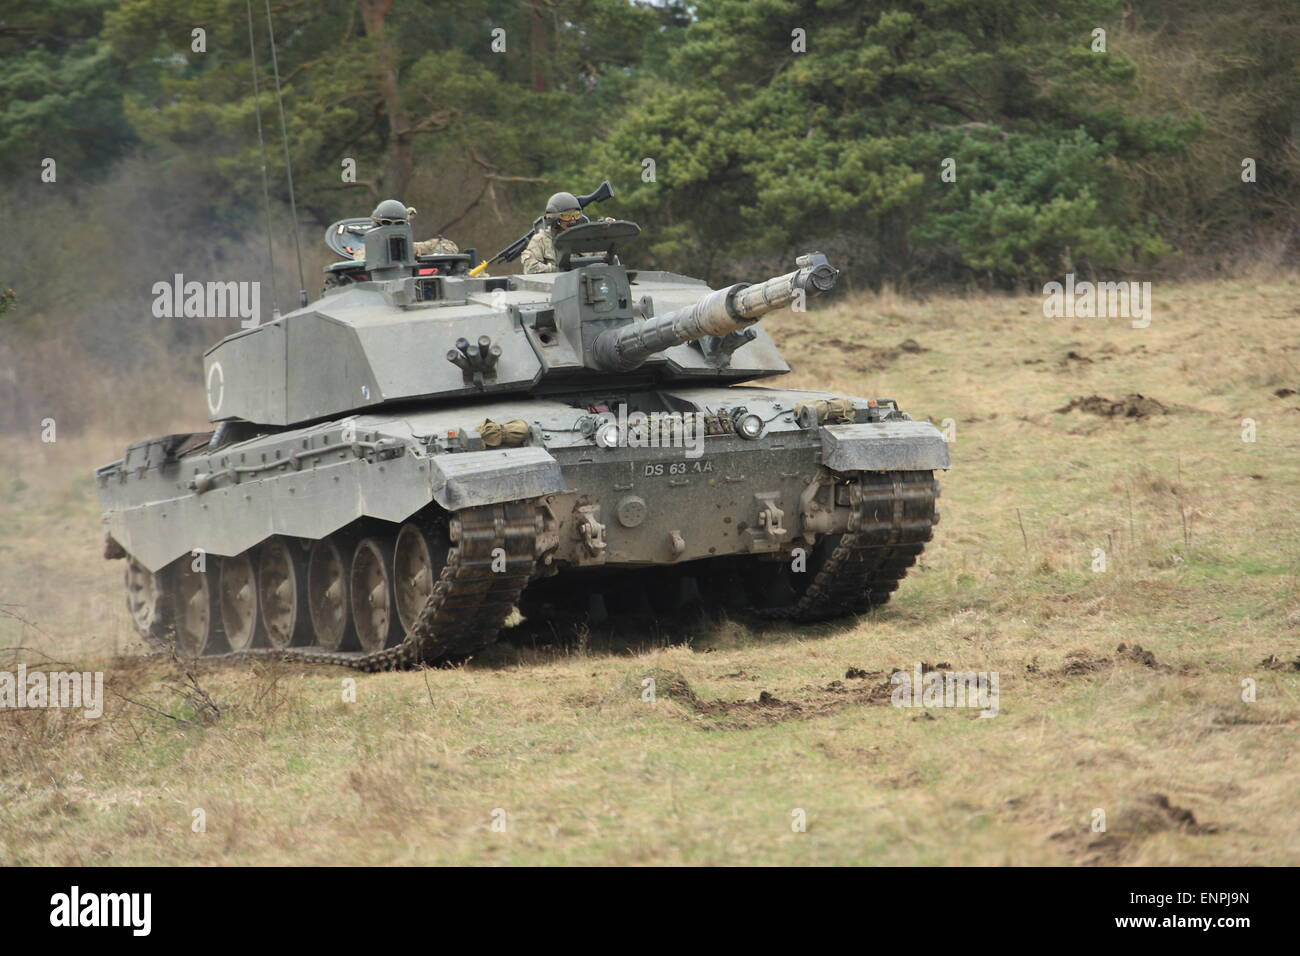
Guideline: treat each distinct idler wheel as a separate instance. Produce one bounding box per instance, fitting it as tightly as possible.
[350,537,403,653]
[308,536,355,651]
[220,551,265,651]
[173,558,221,657]
[124,559,164,638]
[393,517,451,635]
[258,537,311,649]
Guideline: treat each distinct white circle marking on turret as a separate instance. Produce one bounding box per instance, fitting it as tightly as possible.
[207,361,225,415]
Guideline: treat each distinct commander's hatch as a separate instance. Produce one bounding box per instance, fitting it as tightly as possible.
[323,217,477,280]
[324,217,374,260]
[554,219,641,271]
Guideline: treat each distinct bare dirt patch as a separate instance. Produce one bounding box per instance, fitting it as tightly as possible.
[1053,793,1219,865]
[1060,350,1095,366]
[1029,643,1179,680]
[826,337,930,371]
[1210,705,1297,727]
[1055,393,1170,418]
[641,666,902,730]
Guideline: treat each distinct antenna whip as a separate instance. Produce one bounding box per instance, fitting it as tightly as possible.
[245,0,279,319]
[264,0,308,308]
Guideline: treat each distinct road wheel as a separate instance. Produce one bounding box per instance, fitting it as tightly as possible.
[258,537,311,649]
[393,517,451,634]
[174,558,221,657]
[350,537,403,653]
[220,551,264,651]
[308,536,355,651]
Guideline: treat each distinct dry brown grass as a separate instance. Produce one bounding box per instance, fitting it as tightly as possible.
[0,273,1297,865]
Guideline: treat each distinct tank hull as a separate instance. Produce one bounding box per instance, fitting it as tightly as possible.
[97,384,947,667]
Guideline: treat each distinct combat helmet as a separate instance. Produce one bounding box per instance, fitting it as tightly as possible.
[370,199,409,224]
[544,192,583,228]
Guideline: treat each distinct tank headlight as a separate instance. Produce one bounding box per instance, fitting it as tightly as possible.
[596,422,622,448]
[737,413,764,440]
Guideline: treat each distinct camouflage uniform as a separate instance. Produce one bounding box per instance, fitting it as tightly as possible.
[521,221,612,274]
[520,229,557,274]
[414,235,459,256]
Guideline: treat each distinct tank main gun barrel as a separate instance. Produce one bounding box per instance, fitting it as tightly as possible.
[592,253,839,372]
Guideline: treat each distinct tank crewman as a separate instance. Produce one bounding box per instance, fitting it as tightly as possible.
[521,191,612,274]
[399,205,460,256]
[413,235,459,256]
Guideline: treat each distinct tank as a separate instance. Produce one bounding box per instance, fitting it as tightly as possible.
[97,208,949,670]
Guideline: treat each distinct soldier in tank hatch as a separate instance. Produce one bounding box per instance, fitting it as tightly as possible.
[356,201,459,258]
[521,191,612,274]
[403,205,460,256]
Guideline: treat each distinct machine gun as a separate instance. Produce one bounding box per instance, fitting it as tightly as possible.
[468,180,614,277]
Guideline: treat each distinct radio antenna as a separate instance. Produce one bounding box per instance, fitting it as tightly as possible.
[263,0,308,308]
[245,0,279,319]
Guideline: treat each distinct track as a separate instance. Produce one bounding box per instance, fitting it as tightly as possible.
[131,470,937,668]
[761,469,939,621]
[140,501,542,672]
[516,470,940,632]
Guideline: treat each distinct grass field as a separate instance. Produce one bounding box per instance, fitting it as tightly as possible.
[1,274,1298,865]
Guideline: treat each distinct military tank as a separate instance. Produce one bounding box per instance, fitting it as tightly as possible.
[97,199,948,670]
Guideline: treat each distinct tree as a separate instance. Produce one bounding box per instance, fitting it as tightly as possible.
[583,0,1199,285]
[0,0,143,183]
[99,0,670,228]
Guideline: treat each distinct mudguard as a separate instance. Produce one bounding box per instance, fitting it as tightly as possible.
[429,446,567,511]
[819,421,950,473]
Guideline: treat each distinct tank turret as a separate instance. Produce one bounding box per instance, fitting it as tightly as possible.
[201,217,836,427]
